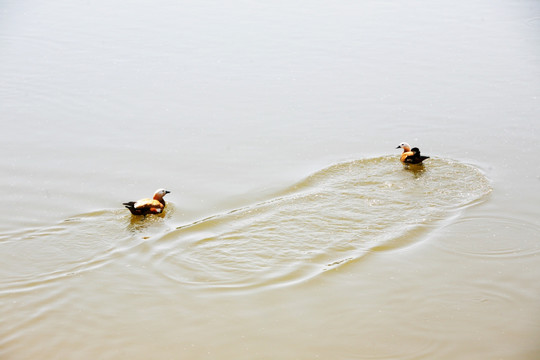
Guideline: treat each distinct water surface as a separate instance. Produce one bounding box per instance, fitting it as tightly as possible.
[1,0,539,359]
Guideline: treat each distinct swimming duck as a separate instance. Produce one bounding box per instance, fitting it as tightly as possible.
[123,189,170,215]
[396,142,430,164]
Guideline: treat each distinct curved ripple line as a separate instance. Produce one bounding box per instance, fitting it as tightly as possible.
[148,156,492,292]
[435,215,540,258]
[0,209,168,293]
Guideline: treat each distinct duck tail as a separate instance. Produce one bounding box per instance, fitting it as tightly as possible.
[123,202,138,214]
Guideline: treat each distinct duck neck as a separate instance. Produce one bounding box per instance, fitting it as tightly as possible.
[153,194,166,206]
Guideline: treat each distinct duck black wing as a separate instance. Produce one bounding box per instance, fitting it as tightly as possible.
[123,201,142,215]
[404,147,430,164]
[123,201,151,215]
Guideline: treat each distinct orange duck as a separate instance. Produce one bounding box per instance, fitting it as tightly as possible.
[396,142,430,164]
[123,189,170,215]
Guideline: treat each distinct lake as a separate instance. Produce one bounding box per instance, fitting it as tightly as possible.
[1,0,539,358]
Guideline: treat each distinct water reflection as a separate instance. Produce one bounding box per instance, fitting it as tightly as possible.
[126,212,166,233]
[402,163,427,178]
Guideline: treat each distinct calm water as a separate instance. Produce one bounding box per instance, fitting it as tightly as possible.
[1,0,540,359]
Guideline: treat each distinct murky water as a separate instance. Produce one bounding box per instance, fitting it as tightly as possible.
[2,157,490,291]
[158,157,490,291]
[2,0,540,359]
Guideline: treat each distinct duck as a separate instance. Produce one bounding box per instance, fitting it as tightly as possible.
[396,142,430,164]
[123,189,171,216]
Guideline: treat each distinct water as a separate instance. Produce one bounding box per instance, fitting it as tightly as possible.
[1,0,540,359]
[159,157,490,291]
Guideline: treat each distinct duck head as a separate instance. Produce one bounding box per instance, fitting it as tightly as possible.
[396,142,411,152]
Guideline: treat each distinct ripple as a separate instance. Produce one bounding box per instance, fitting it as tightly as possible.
[150,156,491,291]
[435,216,540,258]
[0,206,175,294]
[0,158,491,294]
